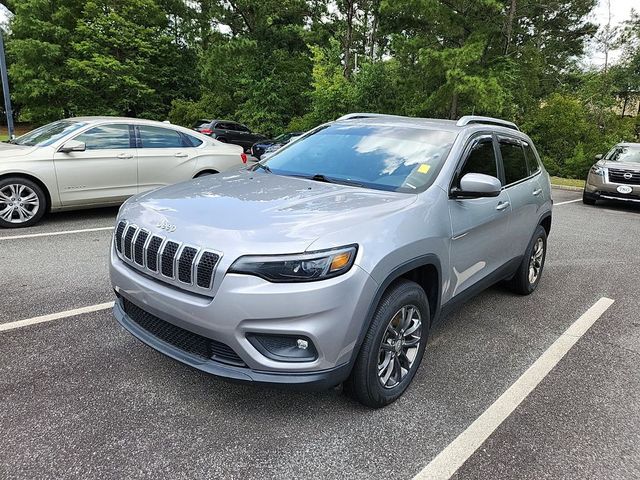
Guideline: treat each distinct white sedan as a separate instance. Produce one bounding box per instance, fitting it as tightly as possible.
[0,117,249,227]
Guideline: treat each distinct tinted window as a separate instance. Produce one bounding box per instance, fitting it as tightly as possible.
[15,120,88,147]
[523,142,541,176]
[236,124,250,133]
[185,134,203,147]
[500,139,528,185]
[459,137,498,183]
[75,124,131,150]
[262,124,457,193]
[215,122,231,130]
[138,126,184,148]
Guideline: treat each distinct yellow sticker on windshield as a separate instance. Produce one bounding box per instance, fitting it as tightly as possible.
[417,164,431,174]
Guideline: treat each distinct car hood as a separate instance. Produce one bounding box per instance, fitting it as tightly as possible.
[601,160,640,171]
[0,142,37,158]
[120,169,417,254]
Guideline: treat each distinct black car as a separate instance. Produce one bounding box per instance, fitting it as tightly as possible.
[251,132,305,160]
[192,119,267,152]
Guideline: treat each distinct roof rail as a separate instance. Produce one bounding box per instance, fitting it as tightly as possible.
[336,113,399,121]
[456,115,519,131]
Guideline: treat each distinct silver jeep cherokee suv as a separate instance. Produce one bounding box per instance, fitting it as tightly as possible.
[110,114,552,408]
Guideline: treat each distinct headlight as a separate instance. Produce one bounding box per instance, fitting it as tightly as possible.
[229,245,358,282]
[591,165,606,176]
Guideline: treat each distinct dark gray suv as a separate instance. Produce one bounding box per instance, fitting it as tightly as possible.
[192,119,266,152]
[111,114,552,407]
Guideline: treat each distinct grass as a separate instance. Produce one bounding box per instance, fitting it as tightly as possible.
[550,176,585,188]
[0,134,8,142]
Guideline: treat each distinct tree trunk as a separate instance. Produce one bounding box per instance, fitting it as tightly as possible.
[369,3,379,60]
[449,92,458,120]
[504,0,517,54]
[343,0,355,79]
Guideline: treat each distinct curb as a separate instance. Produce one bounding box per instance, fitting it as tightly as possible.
[551,184,583,192]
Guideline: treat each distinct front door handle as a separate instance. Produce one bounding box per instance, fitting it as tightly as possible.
[117,153,133,159]
[533,189,542,196]
[174,152,188,158]
[496,201,510,211]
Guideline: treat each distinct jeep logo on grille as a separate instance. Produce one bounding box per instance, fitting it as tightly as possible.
[157,220,177,232]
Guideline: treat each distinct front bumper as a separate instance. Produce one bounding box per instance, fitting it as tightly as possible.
[110,247,379,388]
[585,172,640,203]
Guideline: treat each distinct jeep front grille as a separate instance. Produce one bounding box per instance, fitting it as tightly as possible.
[114,220,221,293]
[608,168,640,185]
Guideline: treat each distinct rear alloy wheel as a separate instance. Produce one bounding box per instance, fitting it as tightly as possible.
[0,177,47,228]
[344,279,429,408]
[508,225,547,295]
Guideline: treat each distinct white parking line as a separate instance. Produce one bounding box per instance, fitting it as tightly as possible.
[555,198,582,206]
[0,226,113,241]
[413,297,614,480]
[0,302,115,333]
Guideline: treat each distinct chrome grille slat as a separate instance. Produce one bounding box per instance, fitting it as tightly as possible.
[113,220,221,294]
[608,168,640,186]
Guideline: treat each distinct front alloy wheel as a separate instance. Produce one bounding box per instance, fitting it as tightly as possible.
[378,305,423,389]
[0,178,46,228]
[345,279,429,408]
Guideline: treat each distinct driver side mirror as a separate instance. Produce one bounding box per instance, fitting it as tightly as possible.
[451,173,502,198]
[594,154,603,161]
[59,140,86,153]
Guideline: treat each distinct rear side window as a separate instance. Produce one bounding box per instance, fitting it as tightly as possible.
[138,126,184,148]
[523,142,541,176]
[184,134,204,147]
[500,138,528,185]
[75,124,131,150]
[459,136,498,184]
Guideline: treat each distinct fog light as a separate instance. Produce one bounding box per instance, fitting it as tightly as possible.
[247,334,317,362]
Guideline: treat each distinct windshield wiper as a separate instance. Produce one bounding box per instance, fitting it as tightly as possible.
[253,163,272,173]
[292,173,364,188]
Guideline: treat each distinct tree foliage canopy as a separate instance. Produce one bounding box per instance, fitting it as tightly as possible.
[2,0,639,177]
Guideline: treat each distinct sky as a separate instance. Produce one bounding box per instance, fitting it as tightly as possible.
[587,0,637,66]
[0,1,637,65]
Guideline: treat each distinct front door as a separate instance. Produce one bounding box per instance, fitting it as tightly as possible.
[447,134,512,300]
[53,124,137,206]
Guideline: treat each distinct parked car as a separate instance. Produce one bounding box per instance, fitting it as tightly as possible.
[251,132,305,160]
[583,142,640,205]
[0,117,247,228]
[110,114,552,408]
[192,119,267,152]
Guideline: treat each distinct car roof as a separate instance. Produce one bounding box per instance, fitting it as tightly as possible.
[332,113,528,138]
[616,142,640,147]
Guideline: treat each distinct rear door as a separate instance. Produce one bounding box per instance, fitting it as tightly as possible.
[447,133,512,298]
[136,124,198,192]
[498,135,542,259]
[53,123,137,206]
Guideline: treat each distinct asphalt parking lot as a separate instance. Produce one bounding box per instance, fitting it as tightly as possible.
[1,188,639,480]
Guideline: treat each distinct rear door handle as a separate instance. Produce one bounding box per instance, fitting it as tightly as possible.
[533,189,542,196]
[117,153,133,159]
[496,201,510,211]
[174,152,188,158]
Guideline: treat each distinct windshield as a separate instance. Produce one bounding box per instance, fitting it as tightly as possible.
[12,120,88,147]
[606,145,640,164]
[262,124,457,192]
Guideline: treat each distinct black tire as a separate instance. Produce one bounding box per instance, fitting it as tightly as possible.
[508,225,547,295]
[344,279,430,408]
[0,176,47,228]
[582,190,597,205]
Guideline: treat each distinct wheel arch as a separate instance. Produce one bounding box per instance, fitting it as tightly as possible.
[0,172,53,212]
[349,254,442,366]
[193,169,219,178]
[539,212,552,236]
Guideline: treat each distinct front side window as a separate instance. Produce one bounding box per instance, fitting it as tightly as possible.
[14,120,88,147]
[500,138,528,185]
[458,136,498,184]
[138,126,184,148]
[75,124,131,150]
[262,124,457,193]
